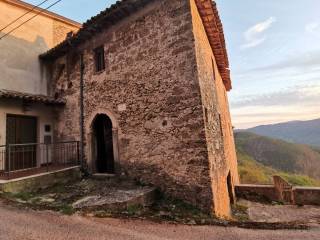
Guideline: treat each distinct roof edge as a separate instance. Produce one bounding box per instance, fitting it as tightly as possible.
[3,0,82,28]
[38,0,232,90]
[195,0,232,91]
[39,0,156,60]
[0,89,66,105]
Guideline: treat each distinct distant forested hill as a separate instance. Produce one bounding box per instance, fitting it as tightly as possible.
[235,132,320,186]
[243,118,320,147]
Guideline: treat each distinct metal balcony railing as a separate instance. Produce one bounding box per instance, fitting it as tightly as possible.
[0,141,80,180]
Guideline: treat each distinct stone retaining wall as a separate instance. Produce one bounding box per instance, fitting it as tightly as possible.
[236,182,320,206]
[294,187,320,205]
[235,184,279,202]
[0,167,81,193]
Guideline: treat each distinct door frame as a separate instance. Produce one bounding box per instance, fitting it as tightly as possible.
[86,109,120,174]
[5,114,39,171]
[6,114,38,144]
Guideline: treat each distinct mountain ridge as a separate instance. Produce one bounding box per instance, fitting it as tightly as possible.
[241,118,320,146]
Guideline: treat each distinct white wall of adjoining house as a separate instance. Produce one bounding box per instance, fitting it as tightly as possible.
[0,100,56,170]
[0,100,55,145]
[0,0,80,95]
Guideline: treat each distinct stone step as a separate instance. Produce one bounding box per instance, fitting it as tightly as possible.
[91,173,116,181]
[72,186,157,211]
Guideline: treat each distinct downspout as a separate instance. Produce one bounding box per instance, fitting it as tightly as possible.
[79,53,86,173]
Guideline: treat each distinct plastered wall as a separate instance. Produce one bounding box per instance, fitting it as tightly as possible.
[0,0,79,95]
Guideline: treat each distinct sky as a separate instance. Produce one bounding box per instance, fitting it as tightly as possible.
[24,0,320,129]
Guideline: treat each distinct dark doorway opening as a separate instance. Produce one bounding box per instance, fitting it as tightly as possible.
[92,114,114,174]
[227,172,235,204]
[6,115,37,171]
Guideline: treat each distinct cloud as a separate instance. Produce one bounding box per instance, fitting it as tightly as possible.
[232,106,320,129]
[241,17,276,50]
[230,84,320,129]
[231,84,320,108]
[306,22,320,37]
[247,50,320,73]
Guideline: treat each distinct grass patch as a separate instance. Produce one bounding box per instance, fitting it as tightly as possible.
[2,192,35,202]
[126,204,143,216]
[58,204,75,215]
[279,173,320,187]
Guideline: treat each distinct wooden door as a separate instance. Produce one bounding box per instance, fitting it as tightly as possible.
[103,120,114,173]
[6,115,37,171]
[93,114,114,174]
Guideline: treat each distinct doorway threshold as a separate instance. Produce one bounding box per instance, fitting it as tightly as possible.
[92,173,116,180]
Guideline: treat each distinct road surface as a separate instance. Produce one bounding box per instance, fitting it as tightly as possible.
[0,201,319,240]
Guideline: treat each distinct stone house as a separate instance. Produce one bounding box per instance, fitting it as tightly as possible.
[1,0,238,218]
[40,0,239,217]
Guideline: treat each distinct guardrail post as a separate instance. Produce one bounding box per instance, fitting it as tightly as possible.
[7,144,10,180]
[77,141,80,165]
[46,143,49,172]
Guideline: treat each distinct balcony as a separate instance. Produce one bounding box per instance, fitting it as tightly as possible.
[0,141,80,180]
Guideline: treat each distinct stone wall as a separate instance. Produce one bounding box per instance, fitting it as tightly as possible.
[235,184,279,202]
[236,181,320,206]
[190,0,238,217]
[294,187,320,205]
[0,167,81,193]
[53,21,79,46]
[50,0,237,217]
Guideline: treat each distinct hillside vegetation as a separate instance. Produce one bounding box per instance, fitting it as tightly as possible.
[235,132,320,186]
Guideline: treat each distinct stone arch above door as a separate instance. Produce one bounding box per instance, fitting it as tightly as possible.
[86,109,120,174]
[87,109,119,131]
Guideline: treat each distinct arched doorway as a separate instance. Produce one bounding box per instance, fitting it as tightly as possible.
[92,114,115,173]
[227,171,235,204]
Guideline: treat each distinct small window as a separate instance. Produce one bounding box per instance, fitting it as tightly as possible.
[94,46,105,72]
[45,125,51,133]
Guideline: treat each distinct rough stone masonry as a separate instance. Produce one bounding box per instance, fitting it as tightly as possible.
[41,0,239,218]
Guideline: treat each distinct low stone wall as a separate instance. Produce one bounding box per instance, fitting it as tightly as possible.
[235,184,279,202]
[0,167,81,193]
[294,187,320,205]
[236,183,320,206]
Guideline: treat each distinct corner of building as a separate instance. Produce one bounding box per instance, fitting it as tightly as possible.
[189,0,239,218]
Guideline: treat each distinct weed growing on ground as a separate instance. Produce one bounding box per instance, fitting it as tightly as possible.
[59,204,75,215]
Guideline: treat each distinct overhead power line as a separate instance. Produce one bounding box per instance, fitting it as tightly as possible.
[0,0,63,41]
[0,0,51,32]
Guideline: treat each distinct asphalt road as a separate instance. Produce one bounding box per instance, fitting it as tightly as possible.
[0,201,319,240]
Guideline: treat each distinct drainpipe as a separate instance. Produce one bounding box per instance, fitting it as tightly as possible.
[79,53,85,171]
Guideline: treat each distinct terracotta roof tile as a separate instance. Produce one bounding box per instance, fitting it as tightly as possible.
[0,89,65,105]
[39,0,154,60]
[195,0,231,90]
